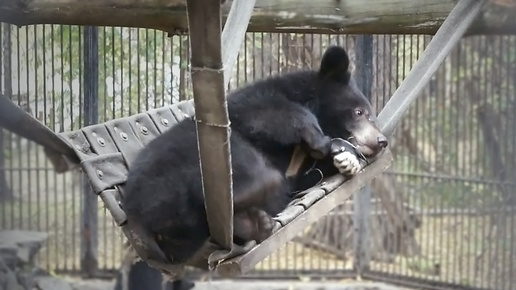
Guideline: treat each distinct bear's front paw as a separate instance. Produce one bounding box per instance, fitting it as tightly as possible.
[333,151,362,176]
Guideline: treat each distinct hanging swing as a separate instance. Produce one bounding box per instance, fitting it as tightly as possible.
[0,0,487,279]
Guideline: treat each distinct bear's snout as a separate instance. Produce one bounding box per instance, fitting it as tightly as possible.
[377,135,388,149]
[349,122,388,158]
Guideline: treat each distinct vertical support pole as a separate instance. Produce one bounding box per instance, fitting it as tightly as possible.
[353,35,373,275]
[186,0,234,253]
[81,26,99,277]
[184,0,256,266]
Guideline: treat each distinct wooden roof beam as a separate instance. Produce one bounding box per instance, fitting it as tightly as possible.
[1,0,515,35]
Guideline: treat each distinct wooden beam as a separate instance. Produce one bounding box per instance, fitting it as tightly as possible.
[186,0,234,253]
[1,0,516,35]
[0,94,79,165]
[185,0,257,267]
[377,0,488,137]
[215,150,393,277]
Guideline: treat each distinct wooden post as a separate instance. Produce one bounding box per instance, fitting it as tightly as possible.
[187,0,255,258]
[186,0,234,253]
[352,34,374,275]
[185,0,256,258]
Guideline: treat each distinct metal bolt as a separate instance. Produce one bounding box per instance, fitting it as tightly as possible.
[161,118,169,126]
[97,137,105,146]
[120,132,128,141]
[140,126,148,134]
[96,170,103,179]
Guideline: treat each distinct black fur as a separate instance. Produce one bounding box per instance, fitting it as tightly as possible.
[121,46,387,266]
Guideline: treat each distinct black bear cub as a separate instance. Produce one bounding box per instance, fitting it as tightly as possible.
[121,46,388,266]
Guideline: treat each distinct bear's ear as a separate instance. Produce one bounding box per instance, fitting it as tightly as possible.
[318,46,350,83]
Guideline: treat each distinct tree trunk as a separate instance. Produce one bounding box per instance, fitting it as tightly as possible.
[1,0,515,35]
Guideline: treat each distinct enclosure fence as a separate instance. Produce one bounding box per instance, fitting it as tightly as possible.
[0,23,514,290]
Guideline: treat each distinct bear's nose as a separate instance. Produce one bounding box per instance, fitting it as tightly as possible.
[377,135,388,148]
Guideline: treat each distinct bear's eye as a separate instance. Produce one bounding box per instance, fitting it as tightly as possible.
[355,109,364,116]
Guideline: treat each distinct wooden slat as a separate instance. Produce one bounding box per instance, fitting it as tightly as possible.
[215,150,394,277]
[377,0,487,137]
[186,0,234,250]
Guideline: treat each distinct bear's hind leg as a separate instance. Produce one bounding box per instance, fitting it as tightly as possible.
[230,158,288,245]
[233,208,275,244]
[229,133,290,245]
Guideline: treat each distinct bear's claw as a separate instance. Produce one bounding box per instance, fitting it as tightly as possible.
[329,138,363,177]
[333,151,362,176]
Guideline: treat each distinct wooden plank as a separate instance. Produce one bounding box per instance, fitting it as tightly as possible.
[377,0,488,137]
[1,0,515,35]
[186,0,233,251]
[215,150,393,277]
[0,94,78,164]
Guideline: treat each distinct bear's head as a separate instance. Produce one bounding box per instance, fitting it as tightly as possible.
[317,46,388,158]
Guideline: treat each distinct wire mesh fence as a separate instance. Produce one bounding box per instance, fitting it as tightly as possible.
[365,34,516,290]
[0,23,514,289]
